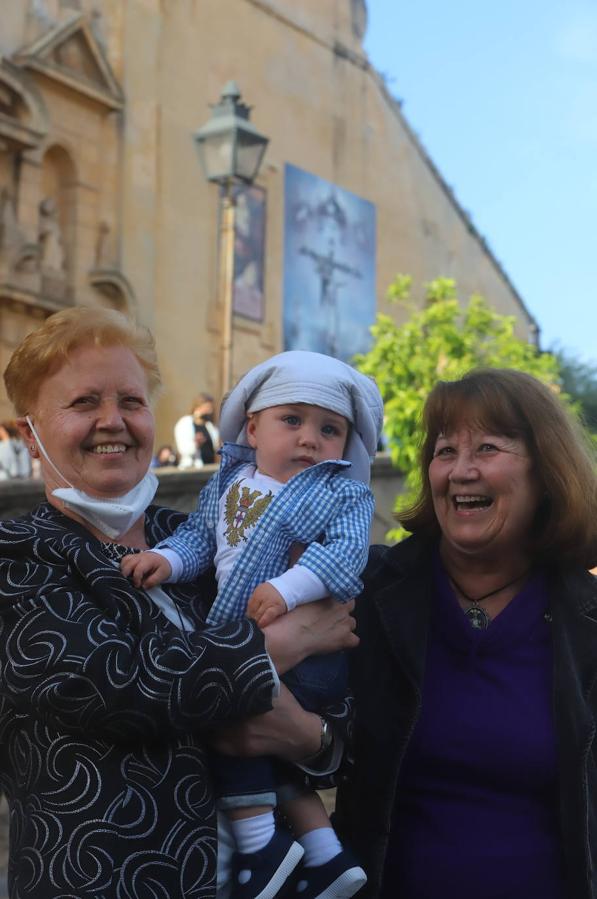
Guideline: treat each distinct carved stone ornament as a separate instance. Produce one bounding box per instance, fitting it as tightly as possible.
[350,0,368,40]
[94,220,112,269]
[38,197,66,273]
[0,191,25,275]
[0,61,48,152]
[15,12,123,111]
[0,190,43,304]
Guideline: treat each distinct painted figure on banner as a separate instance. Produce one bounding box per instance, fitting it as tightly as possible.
[283,165,376,361]
[232,186,266,322]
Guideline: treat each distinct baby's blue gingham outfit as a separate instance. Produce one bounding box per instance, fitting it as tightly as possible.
[155,441,374,625]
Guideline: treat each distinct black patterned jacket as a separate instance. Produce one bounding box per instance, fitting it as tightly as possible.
[0,502,277,899]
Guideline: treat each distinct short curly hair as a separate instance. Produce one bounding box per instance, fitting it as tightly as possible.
[4,306,162,416]
[400,367,597,568]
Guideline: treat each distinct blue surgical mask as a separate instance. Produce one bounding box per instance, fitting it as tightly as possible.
[27,416,158,540]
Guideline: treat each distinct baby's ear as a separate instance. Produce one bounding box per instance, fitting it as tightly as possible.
[246,413,258,448]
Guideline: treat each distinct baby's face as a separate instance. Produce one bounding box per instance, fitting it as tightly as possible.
[247,403,349,483]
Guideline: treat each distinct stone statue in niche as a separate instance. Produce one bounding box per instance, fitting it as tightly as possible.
[38,197,65,272]
[0,190,40,281]
[0,190,22,271]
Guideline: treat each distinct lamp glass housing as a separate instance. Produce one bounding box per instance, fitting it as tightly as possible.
[194,83,269,185]
[235,134,268,182]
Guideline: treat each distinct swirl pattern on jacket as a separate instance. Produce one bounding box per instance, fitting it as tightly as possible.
[0,502,276,899]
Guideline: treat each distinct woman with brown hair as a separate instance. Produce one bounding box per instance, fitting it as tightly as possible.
[336,368,597,899]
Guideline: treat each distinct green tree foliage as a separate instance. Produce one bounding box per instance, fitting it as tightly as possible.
[355,276,562,542]
[554,349,597,434]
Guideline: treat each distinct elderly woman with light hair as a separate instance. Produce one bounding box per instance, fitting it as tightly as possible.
[0,306,357,899]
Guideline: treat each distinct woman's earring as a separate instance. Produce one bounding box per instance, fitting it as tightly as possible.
[30,444,36,455]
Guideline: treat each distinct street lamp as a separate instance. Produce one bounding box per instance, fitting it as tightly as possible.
[193,82,269,395]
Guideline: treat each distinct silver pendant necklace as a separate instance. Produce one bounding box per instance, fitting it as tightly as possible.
[449,571,530,630]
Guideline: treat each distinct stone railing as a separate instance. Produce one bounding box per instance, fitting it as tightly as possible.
[0,453,402,545]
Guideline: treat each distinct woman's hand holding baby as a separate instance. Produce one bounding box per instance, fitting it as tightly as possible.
[247,582,287,627]
[210,685,322,761]
[121,551,172,588]
[263,597,358,675]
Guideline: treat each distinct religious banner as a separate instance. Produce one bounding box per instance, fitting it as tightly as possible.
[283,164,376,361]
[232,184,266,322]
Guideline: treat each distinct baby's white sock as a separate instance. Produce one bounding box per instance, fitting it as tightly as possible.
[299,826,342,867]
[230,811,275,854]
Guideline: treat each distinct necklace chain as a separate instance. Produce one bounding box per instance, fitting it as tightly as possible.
[448,570,530,631]
[448,570,530,605]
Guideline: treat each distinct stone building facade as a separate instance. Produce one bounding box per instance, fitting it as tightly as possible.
[0,0,536,443]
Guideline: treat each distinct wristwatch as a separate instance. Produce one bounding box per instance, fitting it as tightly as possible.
[301,716,333,765]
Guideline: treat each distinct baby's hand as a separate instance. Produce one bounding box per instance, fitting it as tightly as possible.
[247,583,287,628]
[121,551,172,588]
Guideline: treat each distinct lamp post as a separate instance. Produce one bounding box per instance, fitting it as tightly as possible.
[193,82,269,396]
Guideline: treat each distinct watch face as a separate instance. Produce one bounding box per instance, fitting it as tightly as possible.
[321,717,333,752]
[299,717,333,766]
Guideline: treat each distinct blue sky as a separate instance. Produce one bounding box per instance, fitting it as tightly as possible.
[364,1,597,366]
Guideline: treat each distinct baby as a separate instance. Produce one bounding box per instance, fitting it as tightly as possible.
[122,350,383,899]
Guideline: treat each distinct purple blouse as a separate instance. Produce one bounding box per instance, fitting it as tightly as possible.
[381,558,566,898]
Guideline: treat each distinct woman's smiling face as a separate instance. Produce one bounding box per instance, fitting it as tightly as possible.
[27,343,155,499]
[428,426,542,563]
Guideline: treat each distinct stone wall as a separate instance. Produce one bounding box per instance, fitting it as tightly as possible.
[0,452,401,545]
[1,0,537,441]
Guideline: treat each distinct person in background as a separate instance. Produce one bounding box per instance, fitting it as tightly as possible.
[175,392,221,468]
[0,418,31,479]
[335,367,597,899]
[152,443,179,468]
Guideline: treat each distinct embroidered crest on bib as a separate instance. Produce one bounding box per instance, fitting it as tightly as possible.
[224,479,274,547]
